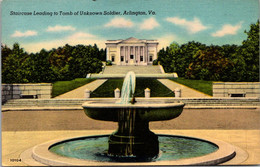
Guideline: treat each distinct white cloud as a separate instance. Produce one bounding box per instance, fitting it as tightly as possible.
[67,32,96,40]
[140,17,160,30]
[211,22,243,37]
[22,32,105,53]
[157,34,178,49]
[105,17,134,28]
[166,17,209,34]
[46,25,76,32]
[11,30,38,37]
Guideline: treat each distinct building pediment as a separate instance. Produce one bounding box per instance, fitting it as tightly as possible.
[119,37,145,44]
[106,37,158,45]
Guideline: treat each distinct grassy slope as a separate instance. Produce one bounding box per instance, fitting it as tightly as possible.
[91,79,123,97]
[135,78,174,97]
[91,78,174,97]
[52,78,95,97]
[171,77,213,96]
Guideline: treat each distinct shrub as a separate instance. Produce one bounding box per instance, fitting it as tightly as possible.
[153,59,159,65]
[106,60,112,66]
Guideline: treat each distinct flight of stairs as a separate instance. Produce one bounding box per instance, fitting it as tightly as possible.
[103,65,162,74]
[2,98,259,110]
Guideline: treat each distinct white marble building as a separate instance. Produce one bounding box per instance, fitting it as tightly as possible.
[105,37,159,65]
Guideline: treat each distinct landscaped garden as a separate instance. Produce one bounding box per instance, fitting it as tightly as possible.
[51,77,213,98]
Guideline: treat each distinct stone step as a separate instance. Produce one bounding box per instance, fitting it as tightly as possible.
[5,98,260,102]
[182,100,260,103]
[103,65,162,74]
[5,100,85,103]
[5,101,259,106]
[3,98,259,109]
[6,102,258,106]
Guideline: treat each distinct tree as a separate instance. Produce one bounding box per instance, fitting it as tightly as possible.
[99,48,106,61]
[157,43,180,73]
[240,20,259,81]
[186,46,231,81]
[22,49,55,83]
[157,41,206,77]
[2,43,104,83]
[2,43,28,83]
[49,51,71,81]
[1,44,12,65]
[158,46,172,73]
[226,50,247,81]
[177,41,206,77]
[67,44,103,79]
[220,44,238,59]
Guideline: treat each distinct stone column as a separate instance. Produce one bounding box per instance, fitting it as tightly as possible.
[119,46,121,64]
[120,46,122,63]
[145,88,150,98]
[175,88,181,97]
[155,44,158,60]
[133,46,136,63]
[119,46,121,65]
[143,46,145,63]
[128,46,130,64]
[137,46,139,64]
[85,89,91,98]
[124,46,126,63]
[135,46,138,65]
[125,46,127,64]
[145,45,148,63]
[114,88,120,98]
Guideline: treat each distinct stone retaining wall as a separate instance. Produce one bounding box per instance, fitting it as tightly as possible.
[2,83,52,103]
[213,82,260,97]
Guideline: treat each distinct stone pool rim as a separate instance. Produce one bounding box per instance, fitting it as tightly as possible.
[29,134,236,166]
[82,101,185,108]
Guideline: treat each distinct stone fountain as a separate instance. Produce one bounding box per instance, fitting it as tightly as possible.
[83,71,184,159]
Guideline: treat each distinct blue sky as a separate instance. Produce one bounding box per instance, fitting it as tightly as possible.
[1,0,259,53]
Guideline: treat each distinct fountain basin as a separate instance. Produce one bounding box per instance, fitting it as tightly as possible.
[25,133,237,166]
[82,101,184,122]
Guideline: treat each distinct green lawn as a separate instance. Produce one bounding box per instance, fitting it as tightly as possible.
[52,78,95,97]
[171,77,213,96]
[135,78,174,97]
[91,79,123,97]
[91,78,174,97]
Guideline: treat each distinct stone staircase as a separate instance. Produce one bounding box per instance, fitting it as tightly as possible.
[174,98,260,108]
[103,65,162,74]
[2,98,259,110]
[2,99,85,108]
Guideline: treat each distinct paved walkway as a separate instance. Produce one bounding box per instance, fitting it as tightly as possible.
[54,79,107,99]
[157,79,211,97]
[2,130,260,166]
[2,108,260,165]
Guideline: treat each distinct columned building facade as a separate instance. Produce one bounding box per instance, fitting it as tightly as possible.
[105,37,159,65]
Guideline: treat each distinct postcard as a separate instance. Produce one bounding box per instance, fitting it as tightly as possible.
[1,0,259,166]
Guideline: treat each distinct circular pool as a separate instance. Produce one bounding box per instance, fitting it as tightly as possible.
[30,134,236,166]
